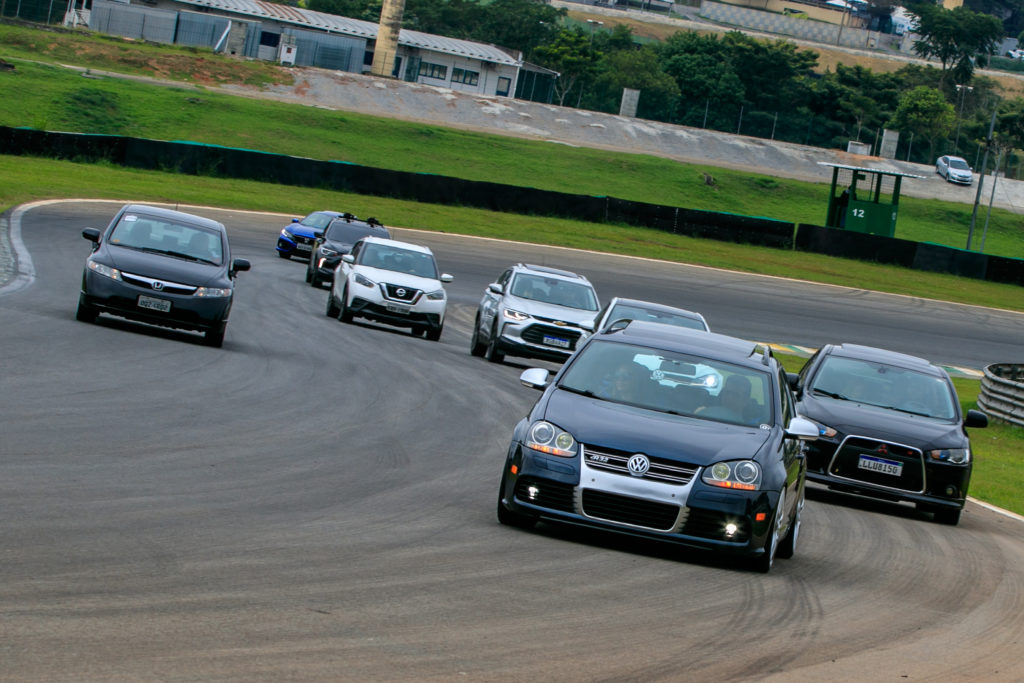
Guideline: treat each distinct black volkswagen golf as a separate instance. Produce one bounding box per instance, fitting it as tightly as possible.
[794,343,988,525]
[496,321,819,572]
[76,204,250,347]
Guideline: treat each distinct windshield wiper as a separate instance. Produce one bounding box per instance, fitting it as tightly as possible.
[558,384,597,398]
[812,388,851,401]
[874,404,931,417]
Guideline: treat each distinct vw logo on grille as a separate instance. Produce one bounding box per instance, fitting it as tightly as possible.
[627,454,650,477]
[152,281,165,291]
[396,287,406,297]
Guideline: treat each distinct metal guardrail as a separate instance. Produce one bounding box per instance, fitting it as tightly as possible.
[979,364,1024,427]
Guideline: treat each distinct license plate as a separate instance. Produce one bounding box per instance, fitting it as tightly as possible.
[542,334,570,349]
[138,295,171,313]
[295,243,312,252]
[858,455,903,476]
[386,302,411,315]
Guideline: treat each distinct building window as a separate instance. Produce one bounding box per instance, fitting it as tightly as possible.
[451,68,479,86]
[259,31,280,48]
[418,62,448,80]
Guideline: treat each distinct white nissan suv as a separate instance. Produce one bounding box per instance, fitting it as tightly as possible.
[327,236,453,341]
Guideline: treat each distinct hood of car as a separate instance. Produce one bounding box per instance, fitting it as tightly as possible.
[103,245,228,287]
[541,388,772,465]
[510,297,597,325]
[356,266,441,290]
[286,224,319,238]
[798,394,966,449]
[322,238,354,253]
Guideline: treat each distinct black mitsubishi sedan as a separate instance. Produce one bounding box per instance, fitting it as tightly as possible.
[497,321,819,572]
[76,204,250,347]
[794,343,987,525]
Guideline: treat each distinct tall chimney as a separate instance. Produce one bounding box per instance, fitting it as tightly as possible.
[371,0,406,78]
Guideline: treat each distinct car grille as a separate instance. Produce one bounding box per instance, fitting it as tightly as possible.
[522,323,583,350]
[583,445,697,485]
[581,489,681,531]
[514,476,575,513]
[383,283,421,302]
[120,272,197,295]
[828,436,925,493]
[681,508,750,543]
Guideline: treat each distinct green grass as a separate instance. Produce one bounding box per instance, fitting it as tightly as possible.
[774,353,1023,517]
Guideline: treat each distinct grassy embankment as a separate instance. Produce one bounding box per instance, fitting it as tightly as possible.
[0,23,1020,515]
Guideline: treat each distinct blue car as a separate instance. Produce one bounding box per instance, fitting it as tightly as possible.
[276,211,348,260]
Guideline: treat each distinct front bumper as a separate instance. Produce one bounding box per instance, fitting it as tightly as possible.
[500,443,777,557]
[277,235,315,257]
[495,321,586,362]
[81,270,232,333]
[946,174,973,185]
[349,296,443,331]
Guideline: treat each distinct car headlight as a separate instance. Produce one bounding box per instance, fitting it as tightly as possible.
[194,287,231,298]
[87,260,122,281]
[354,273,376,288]
[525,420,577,458]
[928,448,970,464]
[426,288,446,301]
[702,460,762,491]
[503,308,530,322]
[320,247,338,257]
[811,420,838,438]
[280,229,295,240]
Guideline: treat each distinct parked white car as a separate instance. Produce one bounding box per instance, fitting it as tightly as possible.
[327,236,452,340]
[935,155,973,185]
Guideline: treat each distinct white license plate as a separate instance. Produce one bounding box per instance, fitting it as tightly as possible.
[858,455,902,476]
[138,295,171,313]
[386,302,411,315]
[542,334,570,349]
[295,243,312,252]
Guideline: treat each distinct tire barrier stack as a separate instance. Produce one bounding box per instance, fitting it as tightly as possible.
[2,126,1022,286]
[979,364,1024,427]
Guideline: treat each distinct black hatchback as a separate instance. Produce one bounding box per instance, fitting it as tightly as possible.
[794,343,987,525]
[76,204,250,347]
[306,215,391,288]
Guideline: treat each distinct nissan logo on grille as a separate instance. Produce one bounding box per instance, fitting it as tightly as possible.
[627,454,650,477]
[396,288,406,297]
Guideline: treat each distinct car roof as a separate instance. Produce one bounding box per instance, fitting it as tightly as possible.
[360,235,433,255]
[601,320,772,370]
[122,204,225,232]
[515,263,589,282]
[607,297,706,321]
[825,343,942,375]
[945,155,969,163]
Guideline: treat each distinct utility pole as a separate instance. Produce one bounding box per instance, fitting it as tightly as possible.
[967,105,997,251]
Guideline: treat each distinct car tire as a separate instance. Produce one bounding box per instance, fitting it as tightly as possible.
[496,470,537,529]
[776,483,803,560]
[485,322,505,364]
[933,507,962,526]
[469,314,486,356]
[426,324,443,342]
[339,285,353,323]
[751,488,785,573]
[204,323,226,348]
[326,290,340,318]
[75,299,98,323]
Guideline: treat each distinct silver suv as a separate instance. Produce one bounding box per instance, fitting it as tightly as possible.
[470,264,599,364]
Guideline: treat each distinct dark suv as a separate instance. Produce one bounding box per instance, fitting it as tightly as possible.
[470,263,599,364]
[496,320,819,572]
[306,215,390,288]
[794,343,987,525]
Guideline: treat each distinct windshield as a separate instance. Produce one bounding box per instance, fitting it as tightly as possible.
[607,303,707,331]
[948,159,970,170]
[300,212,336,230]
[510,273,598,311]
[809,356,956,419]
[326,221,388,244]
[359,243,438,279]
[559,340,773,426]
[109,213,224,265]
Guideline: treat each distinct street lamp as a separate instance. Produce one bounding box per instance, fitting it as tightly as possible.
[954,84,973,154]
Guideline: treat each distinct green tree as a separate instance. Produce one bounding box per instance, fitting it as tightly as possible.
[909,3,1004,86]
[888,85,956,159]
[476,0,565,60]
[588,45,680,122]
[533,29,601,106]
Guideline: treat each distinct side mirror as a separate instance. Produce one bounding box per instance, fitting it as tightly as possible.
[786,372,801,390]
[440,273,454,283]
[231,258,251,277]
[82,228,100,243]
[342,254,355,264]
[519,368,550,391]
[291,218,299,224]
[965,409,988,429]
[785,416,819,441]
[488,282,503,295]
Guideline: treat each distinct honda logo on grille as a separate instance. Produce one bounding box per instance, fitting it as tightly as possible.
[152,281,164,291]
[627,454,650,477]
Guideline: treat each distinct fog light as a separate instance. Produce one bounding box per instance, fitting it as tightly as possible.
[724,523,738,537]
[527,485,540,500]
[945,485,958,497]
